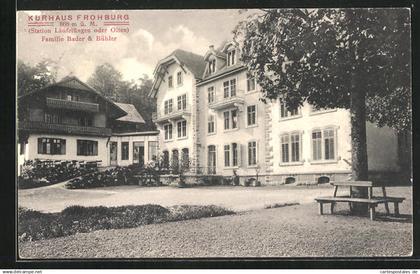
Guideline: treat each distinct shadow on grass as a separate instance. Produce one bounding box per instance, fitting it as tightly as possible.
[327,210,412,223]
[373,213,412,223]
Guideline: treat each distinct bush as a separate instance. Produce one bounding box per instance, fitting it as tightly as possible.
[18,204,235,242]
[65,164,164,189]
[264,202,300,209]
[18,159,97,189]
[18,204,171,242]
[168,205,235,221]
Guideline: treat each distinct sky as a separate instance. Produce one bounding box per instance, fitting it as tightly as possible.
[17,10,254,83]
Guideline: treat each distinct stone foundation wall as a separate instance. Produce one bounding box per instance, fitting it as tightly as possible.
[159,171,407,186]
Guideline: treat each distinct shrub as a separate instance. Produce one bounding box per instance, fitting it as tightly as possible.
[65,165,164,189]
[264,202,300,209]
[18,204,235,242]
[18,159,97,189]
[169,205,235,221]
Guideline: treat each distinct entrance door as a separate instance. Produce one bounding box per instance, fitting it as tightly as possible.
[110,142,118,166]
[208,145,216,174]
[133,141,145,166]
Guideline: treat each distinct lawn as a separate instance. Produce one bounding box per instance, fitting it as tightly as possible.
[19,186,412,258]
[19,183,342,213]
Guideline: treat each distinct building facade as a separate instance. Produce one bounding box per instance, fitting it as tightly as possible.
[17,77,158,173]
[150,41,405,185]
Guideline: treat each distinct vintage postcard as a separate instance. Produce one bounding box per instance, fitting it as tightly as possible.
[16,9,412,259]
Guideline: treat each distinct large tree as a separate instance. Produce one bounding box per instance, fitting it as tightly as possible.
[87,63,126,101]
[88,64,156,130]
[17,59,56,96]
[235,8,411,213]
[125,75,157,131]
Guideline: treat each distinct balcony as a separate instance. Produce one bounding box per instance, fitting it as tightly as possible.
[46,98,99,113]
[152,105,191,124]
[209,94,245,111]
[18,121,112,137]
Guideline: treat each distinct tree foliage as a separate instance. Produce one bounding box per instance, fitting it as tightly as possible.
[87,63,125,101]
[234,8,411,131]
[88,63,156,130]
[17,59,56,96]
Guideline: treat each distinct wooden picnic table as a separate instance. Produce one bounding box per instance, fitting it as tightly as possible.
[315,181,405,220]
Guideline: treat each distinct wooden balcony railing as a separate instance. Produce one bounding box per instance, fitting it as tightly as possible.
[46,98,99,112]
[18,121,112,137]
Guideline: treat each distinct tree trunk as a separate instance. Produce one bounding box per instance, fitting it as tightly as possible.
[350,89,369,215]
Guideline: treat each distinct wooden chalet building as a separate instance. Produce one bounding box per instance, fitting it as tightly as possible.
[17,76,158,173]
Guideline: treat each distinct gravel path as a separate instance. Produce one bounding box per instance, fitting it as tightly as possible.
[20,188,412,258]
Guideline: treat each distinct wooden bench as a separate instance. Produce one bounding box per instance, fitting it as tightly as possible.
[315,196,405,220]
[315,181,405,220]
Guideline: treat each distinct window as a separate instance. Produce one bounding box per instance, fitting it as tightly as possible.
[66,92,79,101]
[223,111,230,130]
[38,138,66,155]
[181,148,189,168]
[172,149,179,172]
[281,135,289,163]
[207,145,216,174]
[247,105,256,126]
[232,143,238,167]
[231,109,238,129]
[324,129,335,160]
[223,109,238,130]
[164,99,173,114]
[177,120,187,138]
[247,73,256,92]
[177,71,183,86]
[281,133,301,163]
[208,86,215,103]
[312,130,322,160]
[79,116,93,127]
[224,145,230,167]
[291,134,300,162]
[280,101,300,118]
[248,141,257,166]
[223,79,236,98]
[121,142,129,160]
[227,49,236,66]
[44,113,61,124]
[208,115,215,134]
[177,94,187,110]
[208,59,216,74]
[77,140,98,156]
[224,143,241,167]
[168,76,173,88]
[148,141,158,161]
[163,150,169,168]
[164,123,173,140]
[312,128,336,161]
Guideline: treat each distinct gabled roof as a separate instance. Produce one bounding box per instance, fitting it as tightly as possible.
[18,76,127,118]
[149,49,205,98]
[171,49,206,79]
[201,41,245,82]
[114,102,145,124]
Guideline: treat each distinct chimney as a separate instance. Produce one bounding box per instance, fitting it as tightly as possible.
[209,45,214,51]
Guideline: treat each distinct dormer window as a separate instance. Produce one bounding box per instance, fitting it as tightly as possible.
[208,59,216,74]
[227,49,236,66]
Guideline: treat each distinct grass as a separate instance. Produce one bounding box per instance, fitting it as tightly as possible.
[18,204,235,242]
